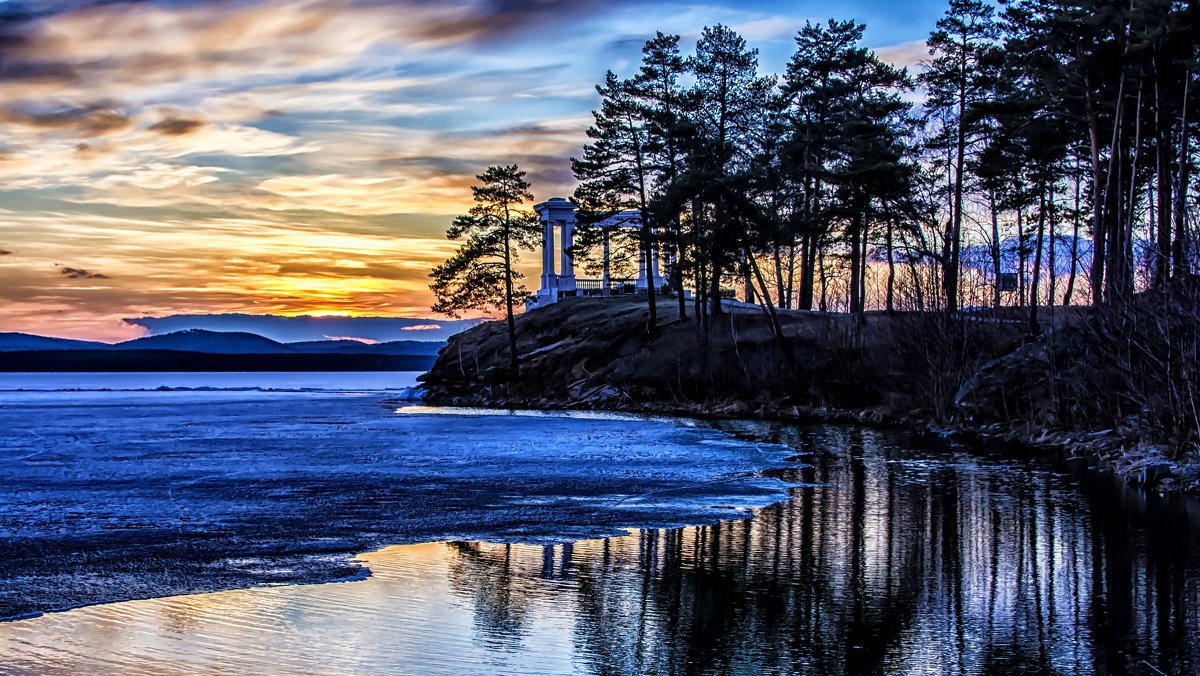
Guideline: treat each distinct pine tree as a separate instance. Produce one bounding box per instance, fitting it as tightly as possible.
[687,24,774,316]
[633,32,693,319]
[920,0,1000,312]
[572,70,660,334]
[781,20,879,311]
[429,165,541,372]
[828,51,914,318]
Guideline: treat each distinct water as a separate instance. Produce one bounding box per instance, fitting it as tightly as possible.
[1,377,1198,674]
[0,371,421,392]
[0,373,794,621]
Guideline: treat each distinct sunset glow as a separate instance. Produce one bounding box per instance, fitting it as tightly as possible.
[0,0,941,341]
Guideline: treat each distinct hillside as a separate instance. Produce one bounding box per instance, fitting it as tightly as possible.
[0,333,108,351]
[420,293,1199,492]
[420,297,1031,421]
[0,329,446,371]
[112,330,292,354]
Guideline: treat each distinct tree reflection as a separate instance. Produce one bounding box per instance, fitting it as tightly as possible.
[442,426,1200,674]
[445,542,530,649]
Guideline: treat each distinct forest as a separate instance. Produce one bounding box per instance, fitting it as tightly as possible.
[572,0,1199,330]
[428,0,1200,484]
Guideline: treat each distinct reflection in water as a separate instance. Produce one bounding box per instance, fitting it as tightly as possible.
[2,425,1198,674]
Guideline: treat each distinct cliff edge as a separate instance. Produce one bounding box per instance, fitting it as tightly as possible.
[420,292,1200,492]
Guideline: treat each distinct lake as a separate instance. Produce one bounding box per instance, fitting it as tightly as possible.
[0,373,1197,674]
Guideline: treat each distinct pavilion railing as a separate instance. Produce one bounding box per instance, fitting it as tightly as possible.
[570,279,675,296]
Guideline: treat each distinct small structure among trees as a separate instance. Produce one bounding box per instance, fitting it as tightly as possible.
[527,199,666,311]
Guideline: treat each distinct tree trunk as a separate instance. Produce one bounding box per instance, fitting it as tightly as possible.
[1154,71,1172,287]
[1064,159,1082,305]
[946,76,968,313]
[1048,185,1057,311]
[1017,208,1027,307]
[1102,70,1131,305]
[849,212,864,316]
[799,233,817,310]
[747,245,785,341]
[640,211,658,335]
[1175,72,1191,278]
[692,198,705,323]
[503,230,519,373]
[773,245,785,308]
[709,197,724,317]
[785,243,796,310]
[1086,82,1107,305]
[743,252,755,304]
[1030,184,1046,336]
[710,247,724,317]
[818,245,829,313]
[674,220,687,320]
[989,189,1002,311]
[886,217,896,314]
[860,218,870,316]
[908,253,925,313]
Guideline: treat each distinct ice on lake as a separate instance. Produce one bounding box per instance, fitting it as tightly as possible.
[0,372,797,620]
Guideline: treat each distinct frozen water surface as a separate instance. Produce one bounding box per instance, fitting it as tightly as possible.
[0,372,796,620]
[2,415,1199,674]
[0,371,419,392]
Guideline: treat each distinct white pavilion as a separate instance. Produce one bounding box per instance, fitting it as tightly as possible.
[527,198,666,311]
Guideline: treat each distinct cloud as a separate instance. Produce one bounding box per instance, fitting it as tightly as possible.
[58,265,108,279]
[875,39,929,72]
[89,163,227,191]
[0,1,394,97]
[0,250,11,255]
[730,16,804,41]
[147,116,205,136]
[254,172,475,216]
[239,115,587,214]
[272,256,435,281]
[0,0,884,341]
[0,103,133,136]
[0,0,636,99]
[124,313,481,342]
[0,205,480,341]
[196,78,458,120]
[0,119,310,195]
[323,335,378,344]
[407,0,632,45]
[140,122,318,158]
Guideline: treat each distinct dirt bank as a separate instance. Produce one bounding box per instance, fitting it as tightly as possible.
[420,295,1199,492]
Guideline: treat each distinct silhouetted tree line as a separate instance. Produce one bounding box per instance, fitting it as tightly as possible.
[571,0,1199,334]
[430,0,1200,456]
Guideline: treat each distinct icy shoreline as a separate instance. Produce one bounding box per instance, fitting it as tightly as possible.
[0,384,802,621]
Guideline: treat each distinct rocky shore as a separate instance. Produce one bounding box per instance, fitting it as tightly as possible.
[420,296,1199,493]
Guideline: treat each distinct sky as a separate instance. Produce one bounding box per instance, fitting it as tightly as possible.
[0,0,946,342]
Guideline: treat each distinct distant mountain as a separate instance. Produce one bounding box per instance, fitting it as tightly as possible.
[0,350,436,373]
[286,339,445,356]
[0,329,446,371]
[110,330,294,354]
[123,313,482,343]
[0,333,108,352]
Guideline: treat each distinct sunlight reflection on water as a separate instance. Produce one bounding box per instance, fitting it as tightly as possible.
[2,424,1198,675]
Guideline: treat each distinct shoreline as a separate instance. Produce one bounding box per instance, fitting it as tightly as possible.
[1,398,1132,625]
[417,297,1198,494]
[5,419,1194,674]
[0,386,802,622]
[420,393,1155,486]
